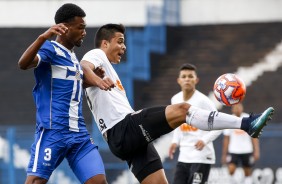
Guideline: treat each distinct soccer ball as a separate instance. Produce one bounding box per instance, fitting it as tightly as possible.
[213,73,246,106]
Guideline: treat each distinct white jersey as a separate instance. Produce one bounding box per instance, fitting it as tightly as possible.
[223,112,253,154]
[171,90,222,164]
[82,49,134,134]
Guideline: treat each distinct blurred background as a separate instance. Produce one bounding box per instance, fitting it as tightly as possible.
[0,0,282,183]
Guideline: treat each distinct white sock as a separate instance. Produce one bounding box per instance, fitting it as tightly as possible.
[186,105,242,130]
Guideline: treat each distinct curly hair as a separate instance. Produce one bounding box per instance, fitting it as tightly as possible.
[54,3,86,24]
[95,24,126,48]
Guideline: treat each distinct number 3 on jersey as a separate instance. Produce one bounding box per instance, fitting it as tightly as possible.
[44,148,52,161]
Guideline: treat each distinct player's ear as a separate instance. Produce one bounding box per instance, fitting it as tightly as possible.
[177,77,181,85]
[101,40,109,49]
[196,77,200,84]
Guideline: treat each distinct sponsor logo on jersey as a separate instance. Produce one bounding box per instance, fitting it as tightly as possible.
[98,119,107,132]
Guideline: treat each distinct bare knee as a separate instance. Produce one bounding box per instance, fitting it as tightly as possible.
[168,102,190,115]
[166,103,191,129]
[228,164,237,175]
[25,176,47,184]
[178,102,190,111]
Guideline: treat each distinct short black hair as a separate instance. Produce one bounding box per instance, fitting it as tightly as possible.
[95,24,126,48]
[179,63,197,72]
[54,3,86,24]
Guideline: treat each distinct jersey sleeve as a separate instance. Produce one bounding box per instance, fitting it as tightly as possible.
[171,96,176,105]
[37,41,55,65]
[201,130,222,144]
[171,92,181,105]
[82,49,104,68]
[171,127,181,144]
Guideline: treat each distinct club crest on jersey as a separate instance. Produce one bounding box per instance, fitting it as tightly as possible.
[66,66,82,81]
[75,70,82,80]
[53,45,66,58]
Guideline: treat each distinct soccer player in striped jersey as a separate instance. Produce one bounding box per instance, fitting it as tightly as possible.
[18,3,107,184]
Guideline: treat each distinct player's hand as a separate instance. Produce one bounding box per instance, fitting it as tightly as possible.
[94,67,105,78]
[102,76,115,90]
[195,140,205,150]
[169,143,177,160]
[253,151,260,161]
[41,24,68,39]
[97,76,115,91]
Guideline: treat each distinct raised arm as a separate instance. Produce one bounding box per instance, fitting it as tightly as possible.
[18,24,68,70]
[80,60,115,90]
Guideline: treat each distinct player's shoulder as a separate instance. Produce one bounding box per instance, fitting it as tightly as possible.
[45,41,69,56]
[83,49,107,61]
[38,40,57,59]
[40,40,53,50]
[84,48,104,55]
[194,90,212,103]
[171,91,183,104]
[193,90,216,109]
[172,91,182,98]
[194,90,207,98]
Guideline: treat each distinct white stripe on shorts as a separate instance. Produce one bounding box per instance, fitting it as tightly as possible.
[32,128,45,172]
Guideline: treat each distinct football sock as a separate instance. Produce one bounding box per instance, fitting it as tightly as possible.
[240,117,250,132]
[186,105,242,130]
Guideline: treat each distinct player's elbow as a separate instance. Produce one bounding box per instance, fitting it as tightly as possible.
[83,81,91,88]
[18,61,28,70]
[18,58,35,70]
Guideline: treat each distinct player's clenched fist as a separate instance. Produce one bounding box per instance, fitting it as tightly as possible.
[102,76,115,91]
[93,67,115,91]
[41,24,68,39]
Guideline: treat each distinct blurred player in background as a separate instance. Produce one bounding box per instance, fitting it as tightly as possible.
[18,3,107,184]
[81,23,273,184]
[168,64,222,184]
[221,103,260,184]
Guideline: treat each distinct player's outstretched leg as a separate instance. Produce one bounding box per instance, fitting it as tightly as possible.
[241,107,274,138]
[185,105,274,138]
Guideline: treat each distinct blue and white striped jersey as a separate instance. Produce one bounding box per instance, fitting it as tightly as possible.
[33,40,86,132]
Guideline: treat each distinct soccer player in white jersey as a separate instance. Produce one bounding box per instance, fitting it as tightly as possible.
[222,103,260,184]
[168,64,222,184]
[18,4,107,184]
[80,23,274,184]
